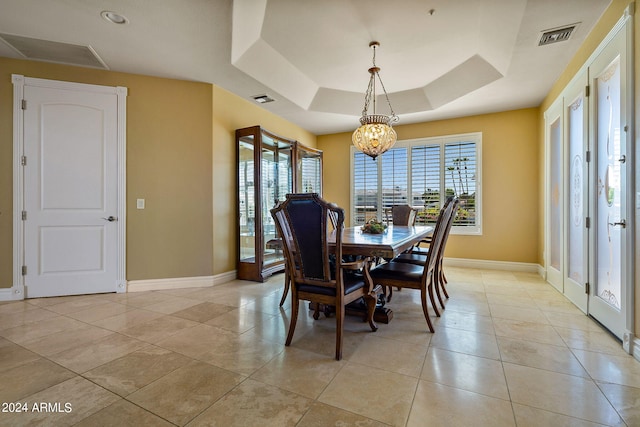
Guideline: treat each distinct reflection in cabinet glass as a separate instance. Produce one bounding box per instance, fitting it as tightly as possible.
[236,126,322,282]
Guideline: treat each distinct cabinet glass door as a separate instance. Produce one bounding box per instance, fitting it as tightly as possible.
[297,144,322,193]
[261,135,292,270]
[238,136,256,264]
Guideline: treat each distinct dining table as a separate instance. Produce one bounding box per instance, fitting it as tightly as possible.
[329,224,434,323]
[331,225,434,260]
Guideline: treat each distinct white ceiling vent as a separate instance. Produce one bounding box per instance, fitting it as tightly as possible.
[0,33,108,69]
[252,94,275,104]
[538,24,579,46]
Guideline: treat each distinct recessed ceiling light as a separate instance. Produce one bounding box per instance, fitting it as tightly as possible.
[101,11,129,25]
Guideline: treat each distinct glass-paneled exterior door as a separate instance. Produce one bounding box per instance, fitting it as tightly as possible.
[563,74,589,312]
[588,25,630,339]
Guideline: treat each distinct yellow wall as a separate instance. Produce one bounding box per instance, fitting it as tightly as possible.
[318,108,540,264]
[0,58,317,288]
[0,57,214,286]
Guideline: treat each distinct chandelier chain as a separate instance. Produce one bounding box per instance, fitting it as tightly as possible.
[360,43,397,122]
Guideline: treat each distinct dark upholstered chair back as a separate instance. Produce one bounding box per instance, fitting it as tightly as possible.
[423,199,455,283]
[272,193,344,286]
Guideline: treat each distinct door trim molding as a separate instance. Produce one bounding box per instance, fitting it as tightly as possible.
[11,75,128,300]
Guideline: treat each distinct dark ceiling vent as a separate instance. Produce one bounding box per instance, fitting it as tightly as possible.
[252,94,275,104]
[0,33,108,69]
[538,24,578,46]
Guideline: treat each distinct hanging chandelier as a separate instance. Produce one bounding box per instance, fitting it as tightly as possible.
[352,41,399,160]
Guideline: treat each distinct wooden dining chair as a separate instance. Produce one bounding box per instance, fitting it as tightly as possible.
[393,198,459,311]
[385,204,418,226]
[278,208,340,307]
[368,200,454,332]
[271,193,381,360]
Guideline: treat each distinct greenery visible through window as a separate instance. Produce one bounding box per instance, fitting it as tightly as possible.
[351,133,482,234]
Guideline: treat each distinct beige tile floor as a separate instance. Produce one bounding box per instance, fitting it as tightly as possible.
[1,267,639,426]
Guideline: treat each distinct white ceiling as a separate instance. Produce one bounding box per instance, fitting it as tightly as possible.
[0,0,611,135]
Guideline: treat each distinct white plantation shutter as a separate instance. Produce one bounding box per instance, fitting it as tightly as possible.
[380,147,408,209]
[411,145,441,225]
[353,151,379,223]
[351,133,481,234]
[444,140,478,227]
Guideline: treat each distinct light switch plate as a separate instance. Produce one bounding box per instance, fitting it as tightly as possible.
[136,198,145,209]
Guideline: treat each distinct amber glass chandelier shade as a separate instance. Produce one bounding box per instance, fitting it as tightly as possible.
[352,115,397,160]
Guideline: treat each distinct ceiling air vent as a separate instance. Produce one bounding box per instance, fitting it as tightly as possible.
[252,94,275,104]
[0,33,108,69]
[538,24,578,46]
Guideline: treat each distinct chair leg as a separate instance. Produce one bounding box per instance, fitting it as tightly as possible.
[285,293,299,346]
[386,286,393,302]
[439,259,449,299]
[433,262,446,310]
[312,302,321,320]
[364,290,379,332]
[335,304,345,360]
[420,288,435,333]
[279,270,290,307]
[428,273,440,317]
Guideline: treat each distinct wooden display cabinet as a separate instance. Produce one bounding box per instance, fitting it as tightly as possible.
[236,126,322,282]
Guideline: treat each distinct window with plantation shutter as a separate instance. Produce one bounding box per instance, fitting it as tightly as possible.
[353,151,379,223]
[411,145,441,224]
[380,147,408,208]
[351,132,482,234]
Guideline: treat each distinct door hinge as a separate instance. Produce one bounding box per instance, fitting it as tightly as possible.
[585,151,591,163]
[21,99,27,110]
[586,217,590,228]
[21,155,27,166]
[624,125,629,132]
[21,210,27,220]
[585,85,590,97]
[21,266,27,276]
[585,282,590,294]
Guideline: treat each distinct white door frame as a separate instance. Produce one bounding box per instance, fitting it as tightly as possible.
[11,75,127,300]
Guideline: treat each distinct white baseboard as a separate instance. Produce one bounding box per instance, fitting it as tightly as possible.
[126,270,238,293]
[0,287,20,301]
[127,275,215,293]
[443,257,540,273]
[632,337,640,363]
[213,270,237,285]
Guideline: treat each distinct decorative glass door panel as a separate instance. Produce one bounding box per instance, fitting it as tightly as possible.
[563,76,588,313]
[550,118,562,272]
[546,104,563,291]
[595,57,622,311]
[588,21,629,340]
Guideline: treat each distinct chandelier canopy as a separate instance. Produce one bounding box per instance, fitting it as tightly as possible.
[352,41,399,160]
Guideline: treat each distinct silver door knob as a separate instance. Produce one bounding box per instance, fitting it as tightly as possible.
[102,216,117,222]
